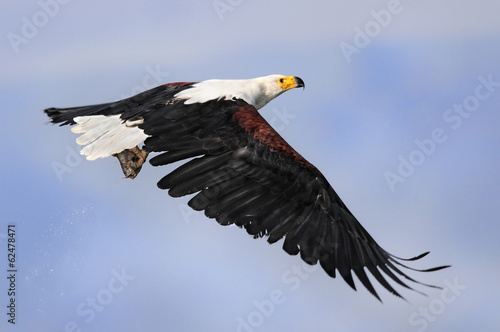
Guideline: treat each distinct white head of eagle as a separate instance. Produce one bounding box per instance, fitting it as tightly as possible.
[175,74,305,110]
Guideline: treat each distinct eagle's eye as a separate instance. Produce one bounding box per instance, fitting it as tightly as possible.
[279,78,284,84]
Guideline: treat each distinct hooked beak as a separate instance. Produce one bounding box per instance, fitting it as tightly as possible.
[279,75,305,91]
[293,76,305,90]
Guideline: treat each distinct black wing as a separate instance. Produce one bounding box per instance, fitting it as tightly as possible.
[45,83,449,301]
[138,94,449,301]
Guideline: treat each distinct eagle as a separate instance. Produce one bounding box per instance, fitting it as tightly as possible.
[44,74,449,301]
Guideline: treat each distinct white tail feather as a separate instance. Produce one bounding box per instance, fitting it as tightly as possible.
[71,115,148,160]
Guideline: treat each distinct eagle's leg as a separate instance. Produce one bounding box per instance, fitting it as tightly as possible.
[113,146,149,179]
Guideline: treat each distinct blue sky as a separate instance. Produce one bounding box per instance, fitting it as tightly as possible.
[1,1,499,331]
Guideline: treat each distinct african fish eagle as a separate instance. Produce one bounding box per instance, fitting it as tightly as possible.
[44,74,449,301]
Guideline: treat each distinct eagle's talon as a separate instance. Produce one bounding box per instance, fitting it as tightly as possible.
[114,146,149,179]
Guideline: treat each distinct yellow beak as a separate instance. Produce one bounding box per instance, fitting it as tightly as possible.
[280,76,305,91]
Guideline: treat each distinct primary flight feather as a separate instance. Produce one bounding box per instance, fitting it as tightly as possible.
[44,74,449,301]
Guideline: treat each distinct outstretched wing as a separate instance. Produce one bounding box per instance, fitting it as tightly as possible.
[138,96,449,301]
[45,83,449,301]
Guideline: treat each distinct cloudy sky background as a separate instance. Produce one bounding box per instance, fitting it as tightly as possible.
[1,1,499,331]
